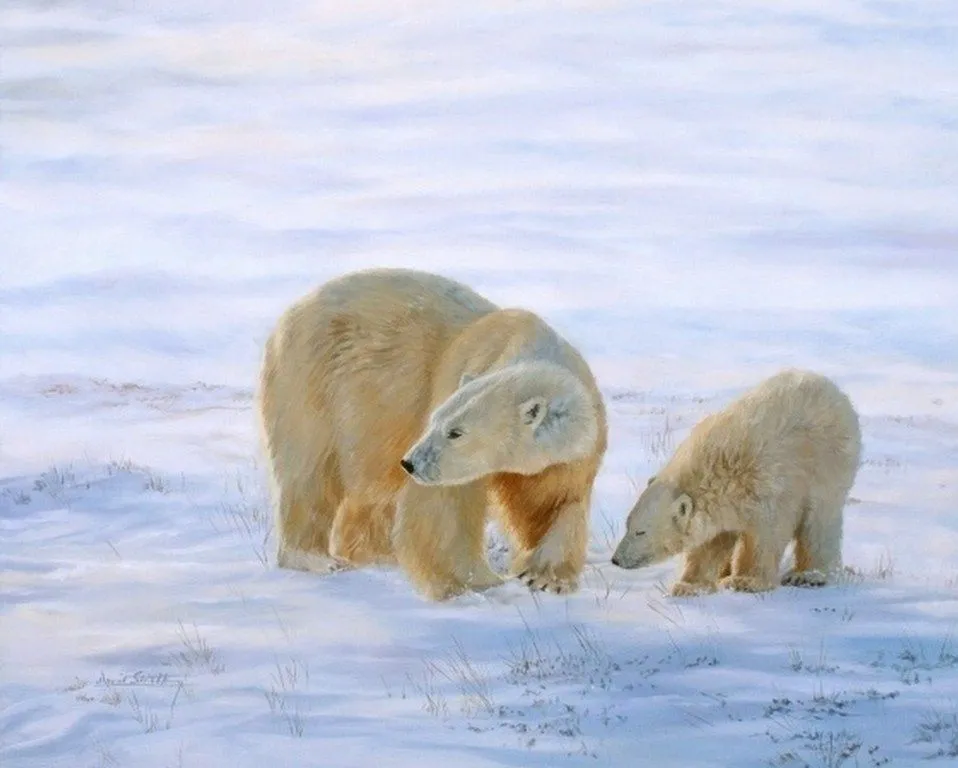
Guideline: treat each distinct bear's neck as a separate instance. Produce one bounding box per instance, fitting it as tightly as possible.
[673,442,761,529]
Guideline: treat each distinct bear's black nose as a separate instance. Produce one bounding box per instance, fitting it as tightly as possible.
[611,554,621,567]
[400,458,415,475]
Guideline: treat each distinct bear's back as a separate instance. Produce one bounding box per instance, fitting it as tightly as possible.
[279,268,497,374]
[699,369,861,494]
[733,369,858,446]
[446,309,596,385]
[311,268,497,326]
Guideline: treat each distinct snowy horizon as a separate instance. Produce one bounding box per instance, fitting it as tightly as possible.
[2,1,958,766]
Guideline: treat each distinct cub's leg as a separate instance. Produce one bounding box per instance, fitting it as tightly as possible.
[782,494,844,587]
[394,481,503,601]
[719,529,786,593]
[670,532,739,597]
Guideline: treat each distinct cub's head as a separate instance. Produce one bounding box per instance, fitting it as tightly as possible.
[400,363,601,486]
[610,476,709,569]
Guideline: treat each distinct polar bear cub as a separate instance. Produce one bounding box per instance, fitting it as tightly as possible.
[611,369,861,595]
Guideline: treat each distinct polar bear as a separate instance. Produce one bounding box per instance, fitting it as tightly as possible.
[610,369,861,596]
[257,268,608,601]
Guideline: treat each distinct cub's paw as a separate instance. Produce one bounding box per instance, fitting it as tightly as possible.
[781,569,828,588]
[668,580,717,598]
[718,575,775,593]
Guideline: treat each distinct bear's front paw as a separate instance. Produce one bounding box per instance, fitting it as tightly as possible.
[277,548,349,574]
[669,580,717,598]
[718,575,775,593]
[466,570,506,592]
[516,567,578,596]
[781,569,828,588]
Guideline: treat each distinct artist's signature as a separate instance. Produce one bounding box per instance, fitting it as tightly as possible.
[95,670,179,687]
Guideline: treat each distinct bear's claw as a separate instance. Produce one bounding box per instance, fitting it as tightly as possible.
[781,569,828,588]
[519,571,575,594]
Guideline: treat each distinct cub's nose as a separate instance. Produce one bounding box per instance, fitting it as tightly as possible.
[400,458,415,475]
[611,554,621,567]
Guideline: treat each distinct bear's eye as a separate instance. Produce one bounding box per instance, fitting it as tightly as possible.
[634,530,646,538]
[446,427,464,440]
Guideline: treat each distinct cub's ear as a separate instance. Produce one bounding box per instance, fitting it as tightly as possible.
[519,396,548,430]
[459,372,476,389]
[671,493,694,528]
[646,475,656,487]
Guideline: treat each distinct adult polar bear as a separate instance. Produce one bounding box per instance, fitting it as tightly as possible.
[257,268,608,600]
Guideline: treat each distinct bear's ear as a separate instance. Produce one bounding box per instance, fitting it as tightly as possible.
[671,493,694,528]
[459,372,476,389]
[519,396,548,430]
[646,475,656,487]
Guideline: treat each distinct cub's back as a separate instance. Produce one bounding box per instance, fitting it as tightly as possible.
[740,370,857,438]
[734,369,861,483]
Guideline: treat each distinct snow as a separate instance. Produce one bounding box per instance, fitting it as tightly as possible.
[2,0,958,765]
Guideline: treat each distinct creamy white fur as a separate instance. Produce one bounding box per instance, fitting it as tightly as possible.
[258,268,607,601]
[402,361,600,486]
[612,368,862,595]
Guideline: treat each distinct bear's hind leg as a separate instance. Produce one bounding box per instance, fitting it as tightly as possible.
[670,532,739,598]
[394,481,502,601]
[782,495,844,588]
[261,360,343,573]
[271,444,344,573]
[275,480,342,574]
[329,497,397,567]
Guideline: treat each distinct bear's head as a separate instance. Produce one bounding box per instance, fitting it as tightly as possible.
[610,476,713,569]
[400,362,600,486]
